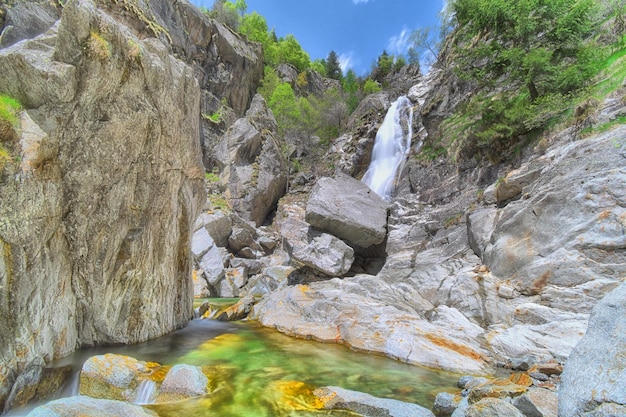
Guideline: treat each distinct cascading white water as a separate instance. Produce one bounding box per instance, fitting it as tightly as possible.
[134,379,158,405]
[362,96,413,201]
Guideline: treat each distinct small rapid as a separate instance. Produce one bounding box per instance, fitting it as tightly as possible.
[362,96,414,200]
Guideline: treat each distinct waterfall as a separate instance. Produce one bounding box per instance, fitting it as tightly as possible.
[362,96,414,201]
[134,379,158,405]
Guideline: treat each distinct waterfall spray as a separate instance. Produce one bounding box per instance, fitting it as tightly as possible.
[362,96,414,200]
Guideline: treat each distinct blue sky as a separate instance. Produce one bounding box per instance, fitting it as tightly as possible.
[191,0,445,76]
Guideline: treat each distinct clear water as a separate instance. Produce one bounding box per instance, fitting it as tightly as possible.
[11,319,461,416]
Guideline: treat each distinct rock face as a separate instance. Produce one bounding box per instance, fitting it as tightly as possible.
[305,173,390,248]
[558,283,626,417]
[219,94,289,226]
[253,124,626,373]
[0,0,211,409]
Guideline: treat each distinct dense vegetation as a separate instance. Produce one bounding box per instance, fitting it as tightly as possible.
[207,0,412,148]
[439,0,626,162]
[208,0,625,167]
[0,94,21,172]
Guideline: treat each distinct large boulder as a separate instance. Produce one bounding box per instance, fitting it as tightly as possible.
[305,173,390,248]
[558,283,626,417]
[0,0,205,408]
[79,354,160,402]
[219,94,289,226]
[26,396,158,417]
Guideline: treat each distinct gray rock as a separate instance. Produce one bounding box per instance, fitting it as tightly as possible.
[314,386,435,417]
[0,1,59,48]
[158,364,208,401]
[433,392,460,416]
[220,95,288,226]
[242,265,294,297]
[291,230,354,276]
[0,0,205,403]
[465,398,524,417]
[191,227,215,258]
[512,388,557,417]
[198,244,226,287]
[26,396,158,417]
[305,173,390,247]
[197,211,232,247]
[558,283,626,417]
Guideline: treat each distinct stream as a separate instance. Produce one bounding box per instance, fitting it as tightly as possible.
[10,305,462,416]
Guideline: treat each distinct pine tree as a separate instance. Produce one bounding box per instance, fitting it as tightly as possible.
[325,50,343,80]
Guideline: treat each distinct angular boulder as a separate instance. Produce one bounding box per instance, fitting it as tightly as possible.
[291,230,354,276]
[305,173,389,248]
[220,94,288,226]
[558,283,626,417]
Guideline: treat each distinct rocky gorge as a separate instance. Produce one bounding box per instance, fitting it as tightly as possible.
[1,0,625,416]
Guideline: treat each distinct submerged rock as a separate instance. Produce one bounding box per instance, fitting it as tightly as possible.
[314,386,435,417]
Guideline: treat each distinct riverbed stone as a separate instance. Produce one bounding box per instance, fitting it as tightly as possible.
[79,354,159,402]
[558,283,626,417]
[157,364,208,402]
[305,172,389,247]
[512,388,557,417]
[465,398,524,417]
[26,395,158,417]
[315,386,435,417]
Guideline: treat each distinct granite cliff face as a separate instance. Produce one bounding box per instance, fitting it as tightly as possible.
[0,0,263,410]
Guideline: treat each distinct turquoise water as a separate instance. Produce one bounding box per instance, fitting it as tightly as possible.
[12,318,462,416]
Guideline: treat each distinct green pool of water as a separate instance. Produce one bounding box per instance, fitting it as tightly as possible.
[147,320,462,417]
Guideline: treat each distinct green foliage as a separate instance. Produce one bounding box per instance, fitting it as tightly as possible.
[451,0,599,100]
[342,69,360,113]
[268,83,301,134]
[205,171,220,182]
[311,59,327,76]
[325,50,343,80]
[87,31,111,60]
[277,34,311,72]
[258,66,281,102]
[0,95,21,127]
[209,0,240,30]
[362,79,381,94]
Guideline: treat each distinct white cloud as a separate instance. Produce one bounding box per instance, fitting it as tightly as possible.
[386,27,411,55]
[338,52,356,72]
[352,0,370,4]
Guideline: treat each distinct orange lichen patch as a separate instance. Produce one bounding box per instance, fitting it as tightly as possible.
[468,375,530,403]
[268,380,325,411]
[531,270,552,294]
[192,270,199,282]
[529,361,563,376]
[298,284,310,295]
[423,333,486,362]
[508,373,532,387]
[598,210,612,220]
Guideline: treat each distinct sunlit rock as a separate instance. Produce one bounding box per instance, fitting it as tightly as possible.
[305,172,389,248]
[26,396,158,417]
